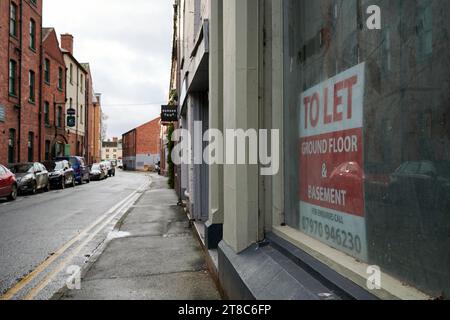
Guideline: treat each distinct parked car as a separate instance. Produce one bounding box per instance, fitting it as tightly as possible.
[117,160,123,169]
[55,156,90,184]
[386,160,450,209]
[101,161,115,177]
[0,164,18,201]
[90,163,107,181]
[9,163,49,195]
[44,160,76,189]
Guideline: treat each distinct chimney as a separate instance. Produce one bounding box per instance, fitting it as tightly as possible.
[95,93,102,106]
[113,137,118,143]
[61,34,74,55]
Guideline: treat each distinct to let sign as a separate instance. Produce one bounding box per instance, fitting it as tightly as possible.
[299,63,367,261]
[161,105,178,122]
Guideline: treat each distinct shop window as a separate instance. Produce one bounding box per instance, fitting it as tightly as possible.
[282,0,449,297]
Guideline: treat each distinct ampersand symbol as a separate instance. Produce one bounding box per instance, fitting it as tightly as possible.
[322,163,328,178]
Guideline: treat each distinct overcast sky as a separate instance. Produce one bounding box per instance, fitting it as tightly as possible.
[43,0,173,139]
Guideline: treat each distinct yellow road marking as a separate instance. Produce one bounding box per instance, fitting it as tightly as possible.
[0,183,146,300]
[24,193,141,300]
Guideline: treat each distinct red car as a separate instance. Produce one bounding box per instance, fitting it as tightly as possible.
[0,164,18,201]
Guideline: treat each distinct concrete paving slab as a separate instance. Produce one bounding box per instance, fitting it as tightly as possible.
[63,271,221,300]
[61,174,221,300]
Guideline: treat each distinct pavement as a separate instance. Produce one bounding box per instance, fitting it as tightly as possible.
[61,174,221,300]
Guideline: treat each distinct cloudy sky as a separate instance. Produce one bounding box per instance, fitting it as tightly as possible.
[43,0,173,139]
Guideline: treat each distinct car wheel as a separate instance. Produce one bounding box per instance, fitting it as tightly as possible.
[31,181,37,195]
[61,178,65,189]
[8,184,17,201]
[72,177,76,188]
[44,183,50,192]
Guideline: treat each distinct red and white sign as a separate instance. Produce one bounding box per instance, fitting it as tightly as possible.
[299,63,367,260]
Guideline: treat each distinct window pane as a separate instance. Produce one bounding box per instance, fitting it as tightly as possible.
[283,0,450,297]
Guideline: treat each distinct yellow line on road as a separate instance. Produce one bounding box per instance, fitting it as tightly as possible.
[0,183,146,300]
[23,192,142,300]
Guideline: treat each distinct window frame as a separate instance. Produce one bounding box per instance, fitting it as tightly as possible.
[44,58,50,84]
[58,67,64,90]
[9,59,17,96]
[10,2,18,38]
[29,18,36,51]
[44,101,50,125]
[28,70,36,103]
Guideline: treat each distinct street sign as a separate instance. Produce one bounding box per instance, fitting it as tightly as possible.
[67,115,76,127]
[161,105,178,122]
[67,108,76,116]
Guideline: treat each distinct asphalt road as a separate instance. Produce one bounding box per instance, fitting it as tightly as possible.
[0,170,150,296]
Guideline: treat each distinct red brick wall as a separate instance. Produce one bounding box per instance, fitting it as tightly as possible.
[136,117,161,155]
[42,28,67,159]
[122,130,136,159]
[0,0,43,165]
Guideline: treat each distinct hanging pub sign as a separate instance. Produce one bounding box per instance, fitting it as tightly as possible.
[161,105,178,122]
[67,115,76,128]
[299,62,368,261]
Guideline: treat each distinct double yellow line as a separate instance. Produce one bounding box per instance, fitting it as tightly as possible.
[0,182,147,300]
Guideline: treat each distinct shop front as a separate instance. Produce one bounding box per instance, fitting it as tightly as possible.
[279,0,450,299]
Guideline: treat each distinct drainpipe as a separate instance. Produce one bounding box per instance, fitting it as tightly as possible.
[38,16,43,162]
[85,77,89,164]
[17,0,23,163]
[76,67,79,155]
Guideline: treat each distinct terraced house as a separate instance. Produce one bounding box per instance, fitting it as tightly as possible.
[0,0,102,165]
[0,0,43,164]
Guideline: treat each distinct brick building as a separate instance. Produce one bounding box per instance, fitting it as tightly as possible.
[122,117,161,171]
[82,63,102,164]
[42,27,67,160]
[60,34,87,158]
[0,0,43,165]
[101,137,122,162]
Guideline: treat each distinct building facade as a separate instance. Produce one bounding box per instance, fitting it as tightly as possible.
[0,0,43,165]
[122,117,161,171]
[82,63,102,165]
[173,0,450,300]
[61,34,88,158]
[177,0,211,222]
[101,137,122,162]
[42,27,67,160]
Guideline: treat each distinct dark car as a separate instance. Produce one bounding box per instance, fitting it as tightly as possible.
[387,161,450,209]
[9,163,49,194]
[90,163,108,181]
[0,164,18,201]
[55,156,90,184]
[44,160,76,189]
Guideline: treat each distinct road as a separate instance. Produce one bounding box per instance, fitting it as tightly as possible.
[0,170,150,299]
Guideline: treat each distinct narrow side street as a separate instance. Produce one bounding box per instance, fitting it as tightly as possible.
[0,170,149,298]
[61,174,220,300]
